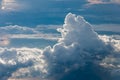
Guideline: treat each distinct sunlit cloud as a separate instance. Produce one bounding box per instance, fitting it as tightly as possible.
[0,0,19,11]
[0,13,120,79]
[87,0,120,5]
[87,0,103,4]
[0,35,10,46]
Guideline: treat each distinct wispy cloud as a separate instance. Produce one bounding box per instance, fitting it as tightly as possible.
[0,0,19,11]
[0,25,60,41]
[93,24,120,33]
[87,0,104,4]
[87,0,120,4]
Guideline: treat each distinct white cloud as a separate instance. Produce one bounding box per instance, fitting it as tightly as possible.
[0,0,20,11]
[0,13,120,80]
[87,0,120,4]
[8,34,60,40]
[0,25,60,35]
[87,0,104,4]
[0,25,60,47]
[41,13,120,79]
[0,47,46,79]
[0,25,40,34]
[99,35,120,52]
[0,35,9,46]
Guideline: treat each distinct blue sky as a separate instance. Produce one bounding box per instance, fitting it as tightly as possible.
[0,0,120,26]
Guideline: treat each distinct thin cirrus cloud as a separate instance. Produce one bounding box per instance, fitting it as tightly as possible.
[0,25,60,47]
[0,0,27,11]
[0,25,60,39]
[87,0,120,4]
[0,0,18,10]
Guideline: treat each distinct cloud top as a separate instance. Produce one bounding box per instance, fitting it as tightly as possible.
[42,13,115,79]
[58,13,105,49]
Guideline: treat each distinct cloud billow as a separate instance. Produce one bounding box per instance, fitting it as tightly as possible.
[43,13,114,80]
[0,13,120,80]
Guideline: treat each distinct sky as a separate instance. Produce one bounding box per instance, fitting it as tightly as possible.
[0,0,120,26]
[0,0,120,80]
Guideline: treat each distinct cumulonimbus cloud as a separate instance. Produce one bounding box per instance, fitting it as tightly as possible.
[0,13,120,80]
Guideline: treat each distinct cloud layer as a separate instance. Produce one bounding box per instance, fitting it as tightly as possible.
[0,25,60,47]
[87,0,120,4]
[0,13,120,80]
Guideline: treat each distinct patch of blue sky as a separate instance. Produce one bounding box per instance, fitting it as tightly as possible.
[8,38,57,48]
[0,0,120,26]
